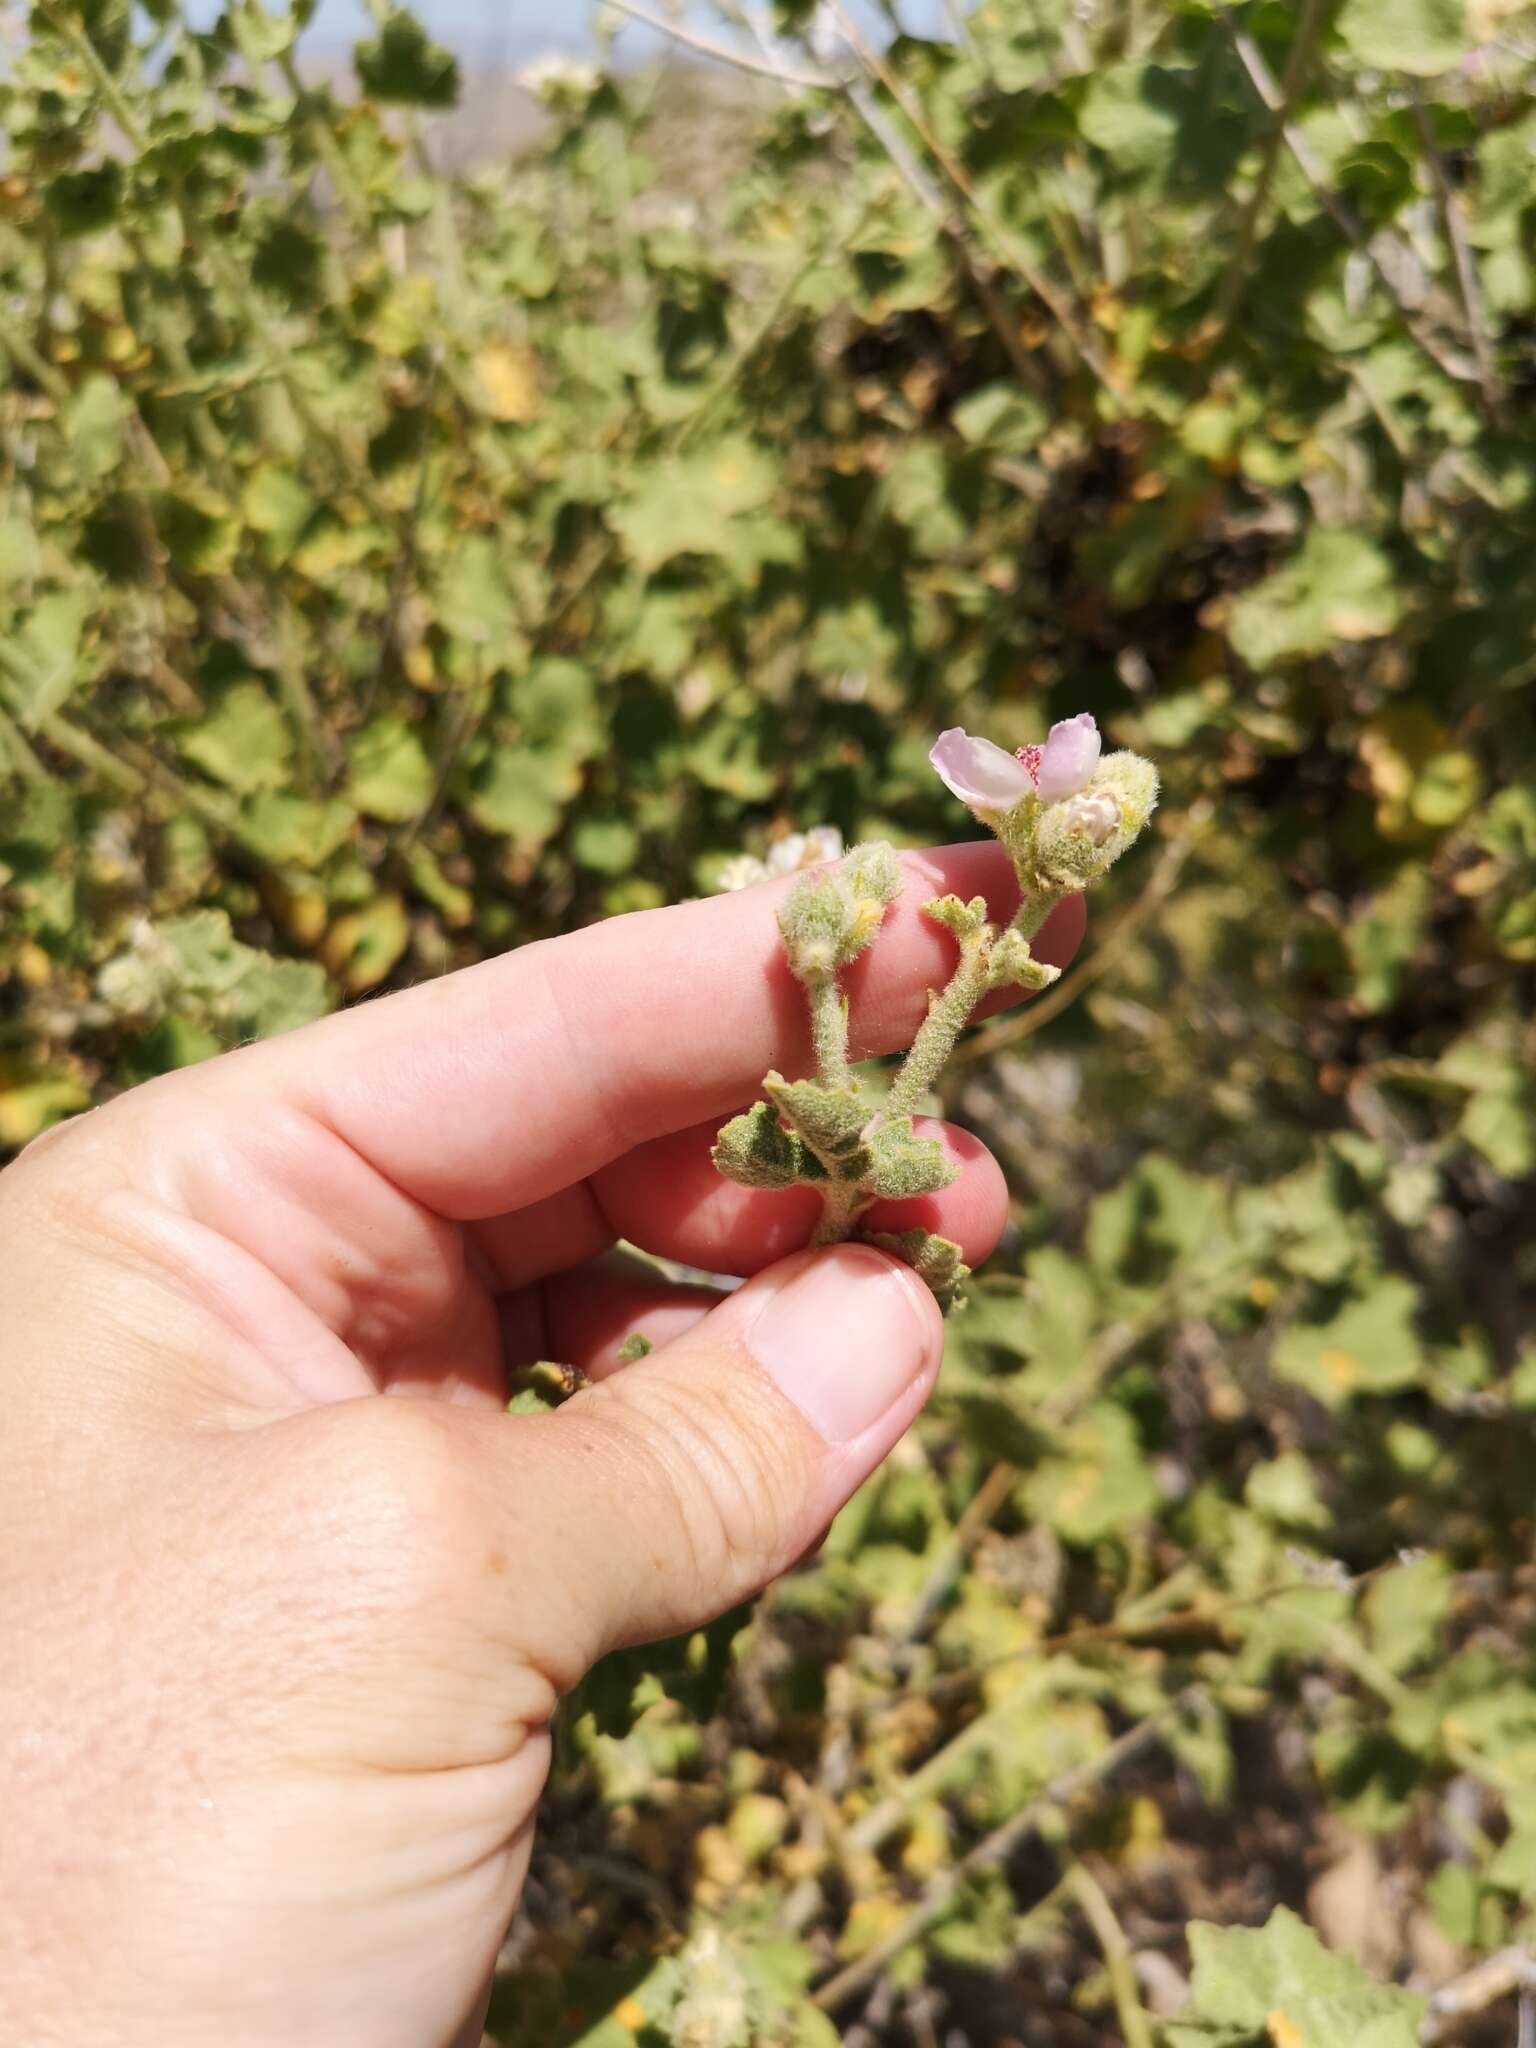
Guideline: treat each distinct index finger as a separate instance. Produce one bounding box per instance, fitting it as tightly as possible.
[216,842,1083,1221]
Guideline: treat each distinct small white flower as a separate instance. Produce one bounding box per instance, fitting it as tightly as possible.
[716,854,770,893]
[1061,790,1121,847]
[766,826,844,877]
[516,51,600,101]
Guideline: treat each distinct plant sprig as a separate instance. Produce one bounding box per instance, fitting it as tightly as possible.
[713,718,1160,1309]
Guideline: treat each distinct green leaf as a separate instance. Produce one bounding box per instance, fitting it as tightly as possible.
[863,1227,971,1311]
[1023,1402,1159,1545]
[43,163,125,239]
[1078,63,1183,176]
[1229,531,1401,669]
[1164,1906,1425,2047]
[180,683,293,796]
[570,813,639,875]
[950,382,1048,451]
[1270,1275,1425,1406]
[63,374,130,484]
[241,465,318,562]
[346,717,432,824]
[5,587,95,727]
[436,535,522,647]
[714,1101,813,1191]
[238,792,356,868]
[609,436,779,573]
[1346,867,1430,1014]
[762,1071,869,1174]
[354,10,460,107]
[863,1116,959,1200]
[1336,0,1470,77]
[464,745,577,853]
[1363,1554,1453,1675]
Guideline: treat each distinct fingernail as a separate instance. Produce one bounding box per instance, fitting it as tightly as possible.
[747,1245,939,1444]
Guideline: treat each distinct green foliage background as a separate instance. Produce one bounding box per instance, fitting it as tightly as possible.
[2,0,1536,2039]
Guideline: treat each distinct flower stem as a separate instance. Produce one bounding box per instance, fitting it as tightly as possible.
[1009,887,1062,945]
[806,970,851,1088]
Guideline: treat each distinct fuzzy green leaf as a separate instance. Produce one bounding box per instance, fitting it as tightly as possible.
[863,1227,971,1311]
[762,1071,868,1175]
[714,1100,810,1191]
[863,1117,959,1201]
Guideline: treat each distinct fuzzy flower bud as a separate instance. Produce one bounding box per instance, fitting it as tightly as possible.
[1032,751,1160,888]
[1035,713,1102,802]
[777,841,902,981]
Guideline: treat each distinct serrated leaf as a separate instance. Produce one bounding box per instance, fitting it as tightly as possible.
[1229,532,1401,669]
[863,1116,958,1200]
[610,436,779,573]
[1165,1906,1424,2047]
[5,587,95,727]
[238,791,356,867]
[355,10,460,107]
[762,1071,869,1174]
[714,1101,811,1190]
[1270,1275,1425,1407]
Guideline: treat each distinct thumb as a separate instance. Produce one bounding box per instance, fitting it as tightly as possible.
[488,1246,944,1686]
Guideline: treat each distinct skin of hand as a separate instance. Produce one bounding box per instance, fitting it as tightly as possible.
[0,841,1082,2048]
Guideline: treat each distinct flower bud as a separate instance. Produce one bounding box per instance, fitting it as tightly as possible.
[776,841,903,980]
[1031,752,1160,887]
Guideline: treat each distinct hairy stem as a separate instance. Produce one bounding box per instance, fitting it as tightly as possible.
[806,969,851,1087]
[1008,885,1063,946]
[884,937,989,1122]
[812,1180,869,1247]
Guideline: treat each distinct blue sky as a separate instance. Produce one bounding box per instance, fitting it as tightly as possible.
[286,0,939,60]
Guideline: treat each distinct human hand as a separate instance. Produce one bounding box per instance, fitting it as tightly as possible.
[0,843,1082,2048]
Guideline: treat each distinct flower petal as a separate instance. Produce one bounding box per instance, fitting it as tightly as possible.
[1036,713,1102,802]
[929,728,1036,811]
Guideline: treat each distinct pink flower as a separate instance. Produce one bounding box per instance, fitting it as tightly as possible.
[928,729,1036,811]
[1035,714,1101,802]
[930,714,1104,814]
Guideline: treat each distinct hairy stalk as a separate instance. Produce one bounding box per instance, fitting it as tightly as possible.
[806,970,851,1088]
[881,887,1062,1125]
[812,1182,869,1247]
[883,936,990,1123]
